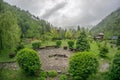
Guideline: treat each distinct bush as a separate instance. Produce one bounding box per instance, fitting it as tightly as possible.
[32,41,41,49]
[69,52,98,80]
[59,74,67,80]
[16,48,41,75]
[56,40,62,48]
[39,71,47,80]
[109,50,120,80]
[99,46,109,57]
[16,43,24,51]
[47,70,58,77]
[68,40,74,49]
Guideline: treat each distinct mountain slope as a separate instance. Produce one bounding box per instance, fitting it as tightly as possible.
[91,8,120,37]
[0,0,52,39]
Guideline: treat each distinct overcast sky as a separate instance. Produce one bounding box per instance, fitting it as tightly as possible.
[4,0,120,28]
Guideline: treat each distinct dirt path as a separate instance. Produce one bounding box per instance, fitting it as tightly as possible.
[0,62,19,70]
[99,59,109,72]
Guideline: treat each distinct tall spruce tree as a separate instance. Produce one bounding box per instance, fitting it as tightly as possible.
[76,31,90,51]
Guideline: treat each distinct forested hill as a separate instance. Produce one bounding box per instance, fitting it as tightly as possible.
[91,8,120,37]
[0,0,52,39]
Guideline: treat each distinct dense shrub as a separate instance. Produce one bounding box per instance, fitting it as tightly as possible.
[69,52,98,80]
[56,40,62,48]
[99,46,109,57]
[39,71,47,80]
[76,31,90,51]
[96,42,101,48]
[68,40,74,49]
[59,74,67,80]
[47,70,58,77]
[32,41,41,49]
[16,43,24,51]
[109,50,120,80]
[16,48,41,75]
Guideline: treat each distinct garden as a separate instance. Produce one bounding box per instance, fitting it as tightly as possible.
[0,34,119,80]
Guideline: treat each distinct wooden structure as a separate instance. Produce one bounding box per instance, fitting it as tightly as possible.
[94,33,104,40]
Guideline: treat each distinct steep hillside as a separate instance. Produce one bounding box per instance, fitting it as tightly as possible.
[91,8,120,37]
[0,0,52,39]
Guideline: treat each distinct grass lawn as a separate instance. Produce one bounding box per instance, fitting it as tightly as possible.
[0,49,15,62]
[0,69,43,80]
[24,39,70,48]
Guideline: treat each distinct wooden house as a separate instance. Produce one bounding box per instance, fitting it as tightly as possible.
[94,33,104,40]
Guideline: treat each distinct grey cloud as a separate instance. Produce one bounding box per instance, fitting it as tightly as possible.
[4,0,120,28]
[41,1,67,19]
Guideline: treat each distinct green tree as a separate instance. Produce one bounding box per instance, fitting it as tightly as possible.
[0,0,4,12]
[50,27,60,40]
[76,31,90,51]
[69,52,98,80]
[0,11,21,50]
[109,50,120,80]
[99,46,109,57]
[77,25,80,31]
[117,35,120,46]
[65,30,73,39]
[68,40,74,49]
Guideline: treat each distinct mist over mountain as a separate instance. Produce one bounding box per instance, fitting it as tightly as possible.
[91,8,120,37]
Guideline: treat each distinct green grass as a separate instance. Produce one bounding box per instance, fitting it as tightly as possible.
[0,69,44,80]
[0,49,15,62]
[24,40,70,48]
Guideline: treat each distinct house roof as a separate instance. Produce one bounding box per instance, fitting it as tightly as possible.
[112,36,118,40]
[98,33,104,36]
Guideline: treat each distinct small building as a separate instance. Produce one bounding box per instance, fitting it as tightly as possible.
[94,33,104,40]
[112,36,118,40]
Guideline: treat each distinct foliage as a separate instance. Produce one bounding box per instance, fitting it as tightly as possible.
[39,71,47,80]
[0,11,21,50]
[65,31,73,39]
[109,50,120,80]
[56,40,62,48]
[47,70,58,77]
[59,74,67,80]
[0,0,4,12]
[117,35,120,46]
[118,46,120,50]
[69,52,98,80]
[99,46,109,57]
[16,48,41,75]
[32,41,41,49]
[16,43,24,51]
[67,40,74,49]
[76,31,90,51]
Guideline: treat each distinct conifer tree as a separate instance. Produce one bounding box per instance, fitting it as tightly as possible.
[76,31,90,51]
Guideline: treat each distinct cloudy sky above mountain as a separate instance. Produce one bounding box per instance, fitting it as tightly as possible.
[4,0,120,28]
